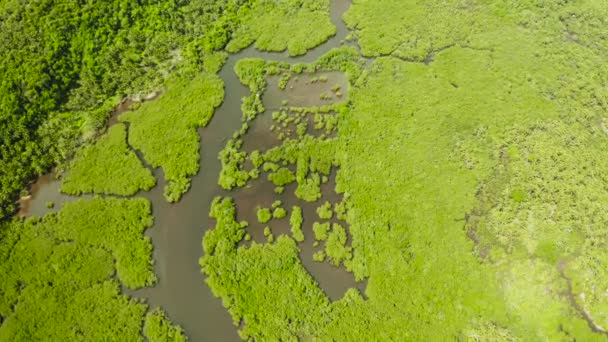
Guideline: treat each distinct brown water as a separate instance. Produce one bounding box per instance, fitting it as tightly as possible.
[234,169,366,301]
[265,71,349,109]
[17,1,360,340]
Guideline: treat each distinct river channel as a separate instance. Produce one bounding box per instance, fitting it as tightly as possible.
[17,1,361,340]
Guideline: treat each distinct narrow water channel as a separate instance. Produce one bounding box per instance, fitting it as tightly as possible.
[17,1,357,340]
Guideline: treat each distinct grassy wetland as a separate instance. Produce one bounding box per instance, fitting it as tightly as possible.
[3,0,608,341]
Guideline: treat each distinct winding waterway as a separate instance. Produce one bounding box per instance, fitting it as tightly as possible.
[18,1,359,340]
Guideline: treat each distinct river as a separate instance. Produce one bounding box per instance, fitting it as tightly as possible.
[17,1,361,340]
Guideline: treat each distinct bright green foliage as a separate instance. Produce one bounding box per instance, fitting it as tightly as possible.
[471,121,608,329]
[271,200,282,209]
[200,198,330,340]
[325,224,352,267]
[45,197,157,288]
[235,59,268,93]
[297,46,365,83]
[268,167,296,187]
[6,0,608,339]
[295,173,322,202]
[144,308,188,342]
[203,1,608,339]
[313,250,326,262]
[492,259,598,340]
[325,0,608,338]
[0,0,341,220]
[202,198,247,258]
[219,139,251,190]
[120,74,224,202]
[257,208,272,224]
[273,207,287,219]
[312,222,330,241]
[344,0,482,59]
[226,0,336,56]
[334,201,347,221]
[290,206,304,242]
[296,122,308,137]
[459,321,517,341]
[202,52,229,74]
[224,49,361,198]
[0,197,159,340]
[316,201,333,220]
[250,150,264,168]
[0,0,187,220]
[164,178,192,203]
[61,124,155,196]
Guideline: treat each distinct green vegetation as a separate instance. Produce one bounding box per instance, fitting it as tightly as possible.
[202,0,608,340]
[144,308,187,342]
[0,0,185,220]
[201,197,330,340]
[219,48,361,192]
[471,121,608,329]
[325,224,352,267]
[316,201,333,220]
[7,0,608,340]
[47,197,157,288]
[0,0,335,217]
[312,222,331,241]
[61,124,155,196]
[343,0,482,59]
[257,208,272,224]
[334,200,347,221]
[0,0,343,340]
[290,206,304,242]
[120,74,224,202]
[0,0,337,218]
[313,250,326,262]
[0,197,175,340]
[225,0,335,56]
[268,167,296,187]
[272,207,287,219]
[295,173,322,202]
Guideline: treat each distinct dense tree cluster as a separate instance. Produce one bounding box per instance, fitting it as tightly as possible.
[61,124,156,196]
[0,0,338,219]
[0,197,183,340]
[203,0,608,340]
[119,74,224,202]
[0,0,186,219]
[6,0,608,340]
